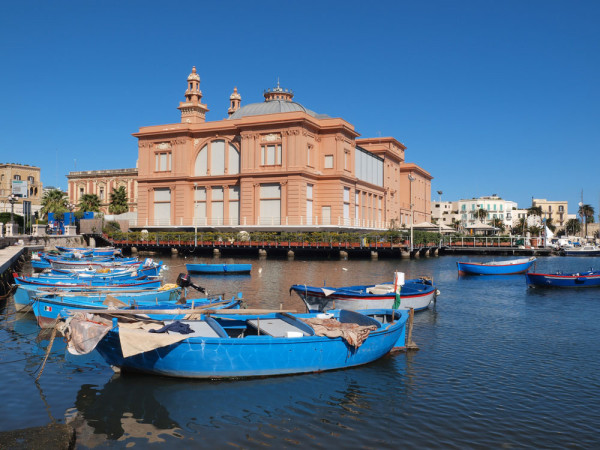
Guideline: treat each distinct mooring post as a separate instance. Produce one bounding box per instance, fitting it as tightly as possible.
[405,307,419,350]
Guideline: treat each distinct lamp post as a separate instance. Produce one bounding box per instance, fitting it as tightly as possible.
[8,194,17,225]
[408,174,415,253]
[437,190,443,247]
[68,203,75,225]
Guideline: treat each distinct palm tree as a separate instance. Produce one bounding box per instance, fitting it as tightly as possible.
[78,193,102,213]
[109,186,129,214]
[527,206,543,217]
[565,218,581,236]
[545,218,556,233]
[473,208,487,223]
[516,217,528,236]
[491,218,505,233]
[578,204,595,237]
[40,189,68,219]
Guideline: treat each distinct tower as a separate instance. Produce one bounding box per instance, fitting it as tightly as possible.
[263,80,293,102]
[228,87,241,116]
[178,67,209,124]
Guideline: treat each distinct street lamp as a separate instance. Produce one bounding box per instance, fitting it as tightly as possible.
[68,203,76,225]
[437,190,443,247]
[408,174,415,253]
[8,194,17,225]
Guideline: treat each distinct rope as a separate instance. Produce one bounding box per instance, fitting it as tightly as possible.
[0,284,17,300]
[35,319,60,382]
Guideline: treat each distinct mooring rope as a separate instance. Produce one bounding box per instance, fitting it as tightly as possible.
[34,318,60,382]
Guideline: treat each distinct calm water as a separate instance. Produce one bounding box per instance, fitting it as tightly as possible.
[1,254,600,448]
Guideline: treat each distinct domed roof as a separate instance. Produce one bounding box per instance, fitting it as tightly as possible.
[229,100,329,120]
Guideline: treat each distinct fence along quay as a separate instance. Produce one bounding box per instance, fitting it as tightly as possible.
[99,231,552,258]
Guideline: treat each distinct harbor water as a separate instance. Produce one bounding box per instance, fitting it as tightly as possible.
[1,254,599,448]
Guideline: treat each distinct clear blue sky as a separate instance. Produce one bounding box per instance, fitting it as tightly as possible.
[2,1,599,215]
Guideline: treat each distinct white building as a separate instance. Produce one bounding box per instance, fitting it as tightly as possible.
[431,200,454,227]
[455,196,518,230]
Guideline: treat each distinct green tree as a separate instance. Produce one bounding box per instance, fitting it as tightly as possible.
[491,218,505,233]
[474,208,487,222]
[78,193,102,213]
[565,218,581,236]
[515,217,528,235]
[578,204,595,236]
[40,189,68,219]
[527,206,543,217]
[109,186,129,214]
[545,218,556,233]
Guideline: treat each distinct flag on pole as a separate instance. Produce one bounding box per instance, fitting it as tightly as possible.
[393,272,405,309]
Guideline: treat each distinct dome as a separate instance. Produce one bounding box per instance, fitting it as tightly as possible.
[187,66,200,82]
[229,99,329,120]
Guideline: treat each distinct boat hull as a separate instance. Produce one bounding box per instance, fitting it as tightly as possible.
[186,263,252,274]
[526,272,600,288]
[94,309,407,379]
[456,258,536,275]
[291,280,436,313]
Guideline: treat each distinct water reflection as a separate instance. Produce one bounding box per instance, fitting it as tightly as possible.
[68,355,409,447]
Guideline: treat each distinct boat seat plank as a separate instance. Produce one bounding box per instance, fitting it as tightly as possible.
[247,318,309,337]
[164,320,222,338]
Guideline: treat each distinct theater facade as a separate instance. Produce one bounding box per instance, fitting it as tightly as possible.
[81,67,432,231]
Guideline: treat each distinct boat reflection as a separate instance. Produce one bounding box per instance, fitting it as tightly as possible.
[67,356,409,446]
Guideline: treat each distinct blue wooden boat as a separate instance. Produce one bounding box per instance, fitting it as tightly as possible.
[63,308,408,379]
[13,274,161,288]
[456,257,536,275]
[186,263,252,274]
[12,280,164,312]
[526,270,600,288]
[32,291,242,328]
[56,246,121,257]
[290,277,437,313]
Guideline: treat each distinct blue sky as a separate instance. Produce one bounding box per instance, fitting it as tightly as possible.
[1,1,599,215]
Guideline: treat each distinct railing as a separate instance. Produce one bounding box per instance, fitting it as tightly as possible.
[443,236,542,248]
[130,215,393,230]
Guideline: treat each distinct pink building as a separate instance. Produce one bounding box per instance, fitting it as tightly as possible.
[74,67,432,230]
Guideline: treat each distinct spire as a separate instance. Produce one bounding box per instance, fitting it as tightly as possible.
[178,66,209,124]
[228,87,241,116]
[263,80,293,102]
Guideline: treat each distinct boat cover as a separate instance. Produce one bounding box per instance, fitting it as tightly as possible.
[300,317,377,348]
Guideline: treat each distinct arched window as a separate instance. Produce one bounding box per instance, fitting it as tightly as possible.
[27,176,34,183]
[194,140,240,176]
[14,175,21,180]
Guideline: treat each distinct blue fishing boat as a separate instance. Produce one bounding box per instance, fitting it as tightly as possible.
[456,257,536,275]
[290,275,437,313]
[526,269,600,288]
[63,308,408,379]
[13,274,161,288]
[186,263,252,274]
[32,291,242,328]
[12,280,164,312]
[55,246,121,257]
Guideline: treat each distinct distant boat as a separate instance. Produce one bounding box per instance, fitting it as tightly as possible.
[561,245,600,256]
[526,270,600,288]
[186,263,252,274]
[290,275,437,313]
[456,257,536,275]
[62,308,408,379]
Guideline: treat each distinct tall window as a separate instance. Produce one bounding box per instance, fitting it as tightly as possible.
[343,187,350,225]
[194,187,206,225]
[261,144,282,166]
[260,184,281,225]
[211,187,224,225]
[153,188,171,225]
[13,175,21,180]
[322,206,331,225]
[27,176,34,183]
[306,184,313,225]
[229,186,240,225]
[355,191,360,222]
[324,155,333,169]
[99,187,105,201]
[307,145,313,167]
[155,152,171,172]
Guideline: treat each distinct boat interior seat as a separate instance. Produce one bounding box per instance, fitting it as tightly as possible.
[164,318,228,338]
[366,284,395,295]
[247,317,313,337]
